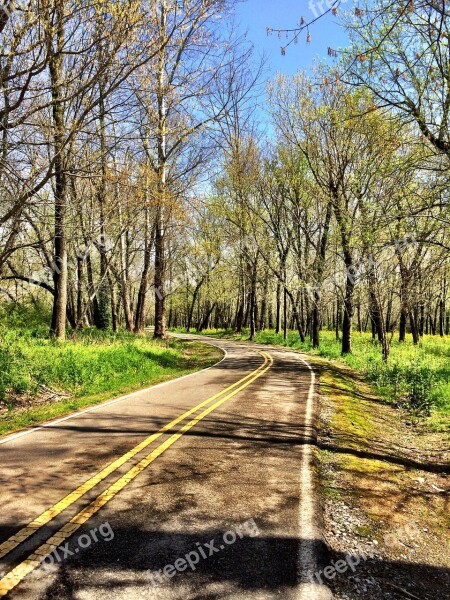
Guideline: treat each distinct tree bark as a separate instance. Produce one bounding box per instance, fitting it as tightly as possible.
[48,1,68,339]
[135,208,154,334]
[153,1,167,340]
[96,77,110,330]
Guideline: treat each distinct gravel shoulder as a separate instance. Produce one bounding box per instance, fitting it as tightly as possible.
[312,356,450,600]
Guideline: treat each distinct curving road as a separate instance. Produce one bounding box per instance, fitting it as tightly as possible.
[0,336,331,600]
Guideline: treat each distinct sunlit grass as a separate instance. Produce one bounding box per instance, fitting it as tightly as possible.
[0,326,222,436]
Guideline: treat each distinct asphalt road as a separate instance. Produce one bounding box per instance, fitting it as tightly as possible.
[0,336,331,600]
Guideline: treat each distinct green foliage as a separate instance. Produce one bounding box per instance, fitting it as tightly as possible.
[0,300,52,330]
[0,343,37,407]
[403,362,436,413]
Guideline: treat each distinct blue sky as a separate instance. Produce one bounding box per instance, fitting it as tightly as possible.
[235,0,350,78]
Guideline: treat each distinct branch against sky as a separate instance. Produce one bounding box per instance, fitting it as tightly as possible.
[266,0,340,55]
[342,0,450,159]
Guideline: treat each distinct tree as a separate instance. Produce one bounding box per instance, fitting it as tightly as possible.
[270,71,413,357]
[345,0,450,159]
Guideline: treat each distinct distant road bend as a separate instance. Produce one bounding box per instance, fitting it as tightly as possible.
[0,335,331,600]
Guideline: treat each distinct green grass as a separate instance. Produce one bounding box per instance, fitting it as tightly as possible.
[178,327,450,430]
[0,325,222,436]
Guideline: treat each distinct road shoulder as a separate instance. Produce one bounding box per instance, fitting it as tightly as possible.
[313,356,449,600]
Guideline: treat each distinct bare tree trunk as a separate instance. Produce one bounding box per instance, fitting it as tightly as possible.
[334,203,354,355]
[410,306,420,345]
[117,202,134,331]
[335,297,340,340]
[235,268,245,333]
[399,278,408,343]
[97,77,110,330]
[154,0,167,340]
[356,300,362,334]
[48,1,68,339]
[275,278,281,334]
[439,278,446,337]
[109,273,118,332]
[259,272,269,331]
[187,279,205,333]
[154,207,166,338]
[341,278,354,355]
[135,207,154,334]
[76,256,84,328]
[385,292,393,334]
[198,302,216,332]
[399,309,407,342]
[249,261,257,340]
[311,203,331,348]
[286,288,306,343]
[368,259,390,362]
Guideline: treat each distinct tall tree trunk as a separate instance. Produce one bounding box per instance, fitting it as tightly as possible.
[385,292,393,334]
[118,208,134,331]
[48,1,68,339]
[109,273,118,332]
[268,297,274,330]
[275,278,281,334]
[187,278,205,332]
[334,203,354,355]
[135,207,154,334]
[286,288,305,343]
[335,297,341,341]
[259,272,269,331]
[198,302,216,332]
[369,287,382,343]
[398,272,409,343]
[311,203,331,348]
[235,301,244,334]
[341,278,354,355]
[368,259,389,362]
[76,256,84,328]
[356,300,362,334]
[439,279,446,337]
[399,305,407,343]
[311,288,321,349]
[410,306,420,345]
[249,261,257,341]
[154,1,167,339]
[154,207,166,338]
[419,302,425,337]
[97,77,110,330]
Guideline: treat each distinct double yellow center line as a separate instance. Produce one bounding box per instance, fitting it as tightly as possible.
[0,350,273,597]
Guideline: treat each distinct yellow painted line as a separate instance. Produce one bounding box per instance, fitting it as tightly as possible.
[0,352,269,562]
[0,352,273,597]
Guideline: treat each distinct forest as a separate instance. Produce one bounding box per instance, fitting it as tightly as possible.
[0,0,449,422]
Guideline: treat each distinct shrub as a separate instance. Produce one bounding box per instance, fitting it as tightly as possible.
[403,362,436,414]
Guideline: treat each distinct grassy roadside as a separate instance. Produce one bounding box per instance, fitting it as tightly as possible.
[0,328,222,437]
[314,355,449,600]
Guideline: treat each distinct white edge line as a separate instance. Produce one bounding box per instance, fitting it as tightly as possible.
[0,340,228,446]
[297,354,333,600]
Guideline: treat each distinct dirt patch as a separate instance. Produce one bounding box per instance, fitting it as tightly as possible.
[0,385,70,417]
[312,357,450,600]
